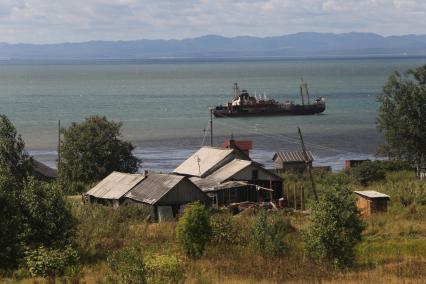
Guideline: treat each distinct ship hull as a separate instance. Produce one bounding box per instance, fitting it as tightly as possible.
[213,103,326,118]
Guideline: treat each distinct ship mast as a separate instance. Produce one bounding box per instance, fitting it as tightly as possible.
[299,78,305,105]
[233,82,240,99]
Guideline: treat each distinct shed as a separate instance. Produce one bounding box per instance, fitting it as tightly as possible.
[272,151,314,171]
[124,173,211,221]
[85,172,145,207]
[354,190,390,216]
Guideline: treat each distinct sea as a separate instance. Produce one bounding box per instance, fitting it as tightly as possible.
[1,56,426,171]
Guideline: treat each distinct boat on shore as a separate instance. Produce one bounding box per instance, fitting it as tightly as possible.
[213,80,325,118]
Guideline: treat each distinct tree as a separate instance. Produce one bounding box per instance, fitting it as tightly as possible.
[0,168,23,269]
[0,114,32,182]
[20,177,76,247]
[303,186,365,268]
[377,65,426,175]
[59,116,140,192]
[176,202,211,259]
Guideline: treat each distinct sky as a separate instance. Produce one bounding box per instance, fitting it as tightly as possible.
[0,0,425,44]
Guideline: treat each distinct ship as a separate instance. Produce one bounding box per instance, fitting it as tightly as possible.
[212,79,325,118]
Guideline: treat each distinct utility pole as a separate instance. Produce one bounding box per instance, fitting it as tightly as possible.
[210,108,213,146]
[298,127,318,201]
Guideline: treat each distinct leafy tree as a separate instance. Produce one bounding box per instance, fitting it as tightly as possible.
[250,210,287,256]
[377,65,426,175]
[0,168,23,269]
[352,161,386,186]
[176,202,212,259]
[59,116,140,192]
[106,245,146,284]
[303,186,365,268]
[0,114,32,182]
[20,177,76,247]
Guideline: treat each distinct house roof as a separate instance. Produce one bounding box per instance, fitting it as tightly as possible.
[208,159,253,182]
[272,151,314,163]
[124,173,185,205]
[32,159,57,178]
[354,190,390,199]
[173,147,235,178]
[86,172,145,200]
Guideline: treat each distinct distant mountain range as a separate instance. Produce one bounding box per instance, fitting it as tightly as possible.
[1,32,426,60]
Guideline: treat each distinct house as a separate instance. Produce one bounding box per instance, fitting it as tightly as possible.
[173,147,283,206]
[85,171,211,221]
[354,190,390,216]
[272,151,314,172]
[32,159,57,181]
[124,173,211,221]
[85,171,145,208]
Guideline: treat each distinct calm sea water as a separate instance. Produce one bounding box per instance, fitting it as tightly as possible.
[1,57,425,171]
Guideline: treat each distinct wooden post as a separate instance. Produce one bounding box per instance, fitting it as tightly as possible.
[293,184,297,210]
[300,185,304,211]
[210,108,213,146]
[286,184,289,208]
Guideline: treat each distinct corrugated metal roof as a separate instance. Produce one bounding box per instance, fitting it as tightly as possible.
[32,159,57,178]
[208,159,252,182]
[173,146,235,177]
[354,191,390,199]
[273,151,314,162]
[86,172,145,200]
[125,173,185,205]
[201,180,249,192]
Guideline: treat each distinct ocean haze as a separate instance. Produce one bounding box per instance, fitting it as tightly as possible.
[1,56,425,171]
[1,33,426,59]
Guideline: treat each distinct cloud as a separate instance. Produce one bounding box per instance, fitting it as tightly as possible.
[0,0,424,43]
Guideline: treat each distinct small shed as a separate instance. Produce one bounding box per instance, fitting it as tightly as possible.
[272,151,313,172]
[354,190,390,216]
[124,173,211,221]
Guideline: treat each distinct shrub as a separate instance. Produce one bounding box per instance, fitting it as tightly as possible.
[303,186,365,268]
[352,161,386,186]
[176,202,211,259]
[20,177,76,247]
[106,245,146,284]
[24,245,79,277]
[250,210,287,256]
[145,254,186,284]
[210,212,242,245]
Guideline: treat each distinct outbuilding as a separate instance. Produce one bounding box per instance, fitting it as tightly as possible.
[272,151,313,172]
[354,190,390,216]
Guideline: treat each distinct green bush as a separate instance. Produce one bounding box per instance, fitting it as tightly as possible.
[210,212,243,245]
[303,186,365,268]
[24,245,79,277]
[106,245,146,284]
[352,161,386,186]
[145,254,186,284]
[176,202,212,259]
[250,210,287,256]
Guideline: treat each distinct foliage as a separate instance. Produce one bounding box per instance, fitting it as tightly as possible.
[250,209,287,256]
[20,177,76,247]
[0,114,32,182]
[0,169,23,269]
[352,161,386,186]
[176,202,212,259]
[59,115,140,193]
[377,65,426,169]
[303,186,365,268]
[24,245,79,277]
[210,212,243,245]
[145,254,186,284]
[106,245,146,284]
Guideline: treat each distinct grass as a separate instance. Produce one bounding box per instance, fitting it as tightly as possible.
[2,170,426,283]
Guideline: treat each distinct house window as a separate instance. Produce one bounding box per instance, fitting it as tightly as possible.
[252,170,258,180]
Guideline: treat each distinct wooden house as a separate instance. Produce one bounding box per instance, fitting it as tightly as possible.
[174,147,283,206]
[354,190,390,216]
[272,151,313,172]
[85,171,210,221]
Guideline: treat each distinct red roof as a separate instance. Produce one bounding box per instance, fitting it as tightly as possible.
[222,140,253,151]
